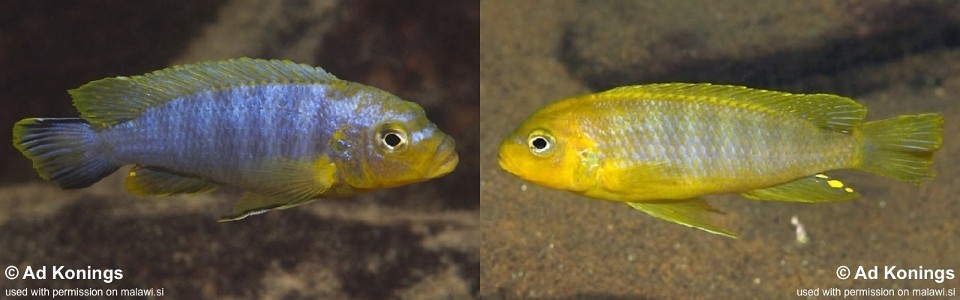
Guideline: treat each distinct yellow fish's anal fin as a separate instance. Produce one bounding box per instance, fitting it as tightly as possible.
[741,173,860,203]
[625,199,737,239]
[125,165,219,196]
[217,192,319,222]
[602,83,867,132]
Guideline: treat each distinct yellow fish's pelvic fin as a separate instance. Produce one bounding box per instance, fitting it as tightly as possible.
[219,156,337,221]
[218,192,318,222]
[625,199,737,239]
[742,173,860,203]
[859,113,943,184]
[69,58,339,128]
[603,84,867,132]
[124,165,219,196]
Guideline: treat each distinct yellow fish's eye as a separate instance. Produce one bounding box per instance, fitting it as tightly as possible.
[377,127,408,152]
[527,130,555,157]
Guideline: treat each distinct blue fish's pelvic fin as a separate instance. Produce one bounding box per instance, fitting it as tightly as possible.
[742,173,860,203]
[12,118,119,189]
[218,192,317,222]
[626,199,737,239]
[125,165,219,196]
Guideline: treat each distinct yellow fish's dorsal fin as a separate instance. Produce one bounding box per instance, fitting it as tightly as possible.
[218,155,337,221]
[125,165,219,196]
[600,83,867,132]
[741,173,860,203]
[69,58,340,128]
[625,199,737,238]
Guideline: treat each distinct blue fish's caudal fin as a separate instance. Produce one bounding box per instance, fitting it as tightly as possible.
[12,118,119,189]
[859,113,943,184]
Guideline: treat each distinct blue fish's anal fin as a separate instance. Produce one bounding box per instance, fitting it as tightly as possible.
[124,165,219,196]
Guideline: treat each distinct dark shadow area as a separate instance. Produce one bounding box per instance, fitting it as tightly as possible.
[0,0,227,183]
[562,1,960,96]
[0,198,477,299]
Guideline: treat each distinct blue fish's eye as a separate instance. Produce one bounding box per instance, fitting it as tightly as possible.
[377,127,408,152]
[527,129,555,157]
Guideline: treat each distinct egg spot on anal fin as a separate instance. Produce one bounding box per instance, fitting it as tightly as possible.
[827,179,844,189]
[742,173,859,203]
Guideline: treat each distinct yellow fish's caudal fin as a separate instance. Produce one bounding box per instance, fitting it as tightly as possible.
[12,118,119,189]
[859,113,944,184]
[625,199,737,239]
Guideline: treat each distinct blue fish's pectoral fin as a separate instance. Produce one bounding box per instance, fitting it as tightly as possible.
[124,165,219,196]
[219,155,337,222]
[626,199,737,239]
[742,173,860,203]
[217,192,319,222]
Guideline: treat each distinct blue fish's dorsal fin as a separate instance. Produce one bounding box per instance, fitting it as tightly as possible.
[68,58,340,128]
[599,83,867,132]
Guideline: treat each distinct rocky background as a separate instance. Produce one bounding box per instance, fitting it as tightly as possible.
[0,0,478,299]
[482,0,959,298]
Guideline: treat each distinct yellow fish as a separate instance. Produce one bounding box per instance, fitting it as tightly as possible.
[498,83,943,238]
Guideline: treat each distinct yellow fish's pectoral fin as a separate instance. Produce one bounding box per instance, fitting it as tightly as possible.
[625,199,737,239]
[218,192,319,222]
[125,165,219,196]
[742,173,860,203]
[219,155,337,222]
[599,161,680,196]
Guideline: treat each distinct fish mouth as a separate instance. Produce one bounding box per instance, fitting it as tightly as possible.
[496,142,519,176]
[427,135,458,178]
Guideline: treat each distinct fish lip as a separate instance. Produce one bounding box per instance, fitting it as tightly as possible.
[427,135,458,178]
[496,142,518,176]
